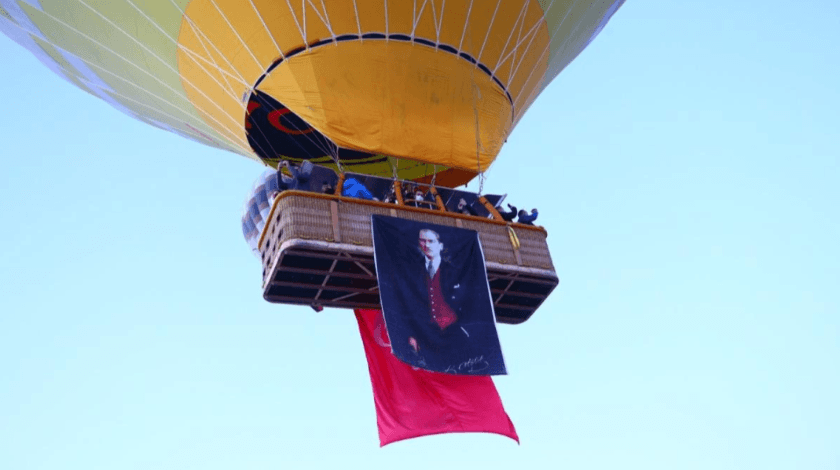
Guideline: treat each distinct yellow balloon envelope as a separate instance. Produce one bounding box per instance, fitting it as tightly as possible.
[0,0,624,186]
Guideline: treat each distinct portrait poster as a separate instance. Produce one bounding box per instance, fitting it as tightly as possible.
[371,215,506,375]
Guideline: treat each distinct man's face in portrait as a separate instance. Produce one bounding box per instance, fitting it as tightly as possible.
[418,229,443,261]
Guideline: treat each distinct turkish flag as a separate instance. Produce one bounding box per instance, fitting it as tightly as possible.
[354,309,519,446]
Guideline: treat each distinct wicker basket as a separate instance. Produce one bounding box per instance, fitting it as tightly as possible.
[258,191,558,324]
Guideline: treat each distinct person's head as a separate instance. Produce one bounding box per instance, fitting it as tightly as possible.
[418,228,443,260]
[457,198,467,209]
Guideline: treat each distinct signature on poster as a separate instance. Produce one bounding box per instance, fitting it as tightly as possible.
[444,355,489,374]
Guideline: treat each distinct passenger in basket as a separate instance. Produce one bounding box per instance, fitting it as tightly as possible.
[517,208,539,225]
[498,203,517,222]
[278,160,314,191]
[402,183,418,205]
[414,190,426,207]
[425,190,437,207]
[276,161,295,191]
[457,198,478,216]
[383,187,398,204]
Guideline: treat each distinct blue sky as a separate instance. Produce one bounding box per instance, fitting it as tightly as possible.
[1,1,838,469]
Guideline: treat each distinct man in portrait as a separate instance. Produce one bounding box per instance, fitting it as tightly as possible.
[410,228,468,350]
[371,215,506,375]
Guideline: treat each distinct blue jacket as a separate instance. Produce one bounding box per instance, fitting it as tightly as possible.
[342,178,376,200]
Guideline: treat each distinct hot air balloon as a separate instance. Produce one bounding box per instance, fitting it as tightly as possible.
[2,0,627,446]
[0,1,624,319]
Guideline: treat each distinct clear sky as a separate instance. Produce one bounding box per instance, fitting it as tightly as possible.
[1,1,838,469]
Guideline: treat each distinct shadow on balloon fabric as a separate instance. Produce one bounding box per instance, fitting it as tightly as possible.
[371,215,506,375]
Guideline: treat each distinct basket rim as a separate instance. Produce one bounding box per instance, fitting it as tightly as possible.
[258,190,547,250]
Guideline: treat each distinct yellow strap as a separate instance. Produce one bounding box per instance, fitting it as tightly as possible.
[507,225,521,250]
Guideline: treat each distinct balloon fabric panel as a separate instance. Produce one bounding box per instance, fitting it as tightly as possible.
[0,0,626,183]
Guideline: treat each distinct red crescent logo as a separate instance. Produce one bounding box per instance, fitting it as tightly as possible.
[267,108,314,135]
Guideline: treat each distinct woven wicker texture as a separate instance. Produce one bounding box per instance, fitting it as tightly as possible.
[512,226,556,270]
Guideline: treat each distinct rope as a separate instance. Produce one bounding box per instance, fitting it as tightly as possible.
[492,0,534,74]
[457,0,475,53]
[330,144,345,174]
[0,8,255,155]
[472,82,486,196]
[476,0,503,65]
[391,158,398,180]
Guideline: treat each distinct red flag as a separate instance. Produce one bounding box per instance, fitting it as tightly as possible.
[354,309,519,446]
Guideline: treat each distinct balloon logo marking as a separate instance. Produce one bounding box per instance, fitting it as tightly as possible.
[268,108,314,135]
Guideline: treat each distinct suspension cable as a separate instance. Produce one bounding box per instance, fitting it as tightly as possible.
[472,82,486,196]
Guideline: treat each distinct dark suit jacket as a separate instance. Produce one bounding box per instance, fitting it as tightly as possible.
[404,256,487,352]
